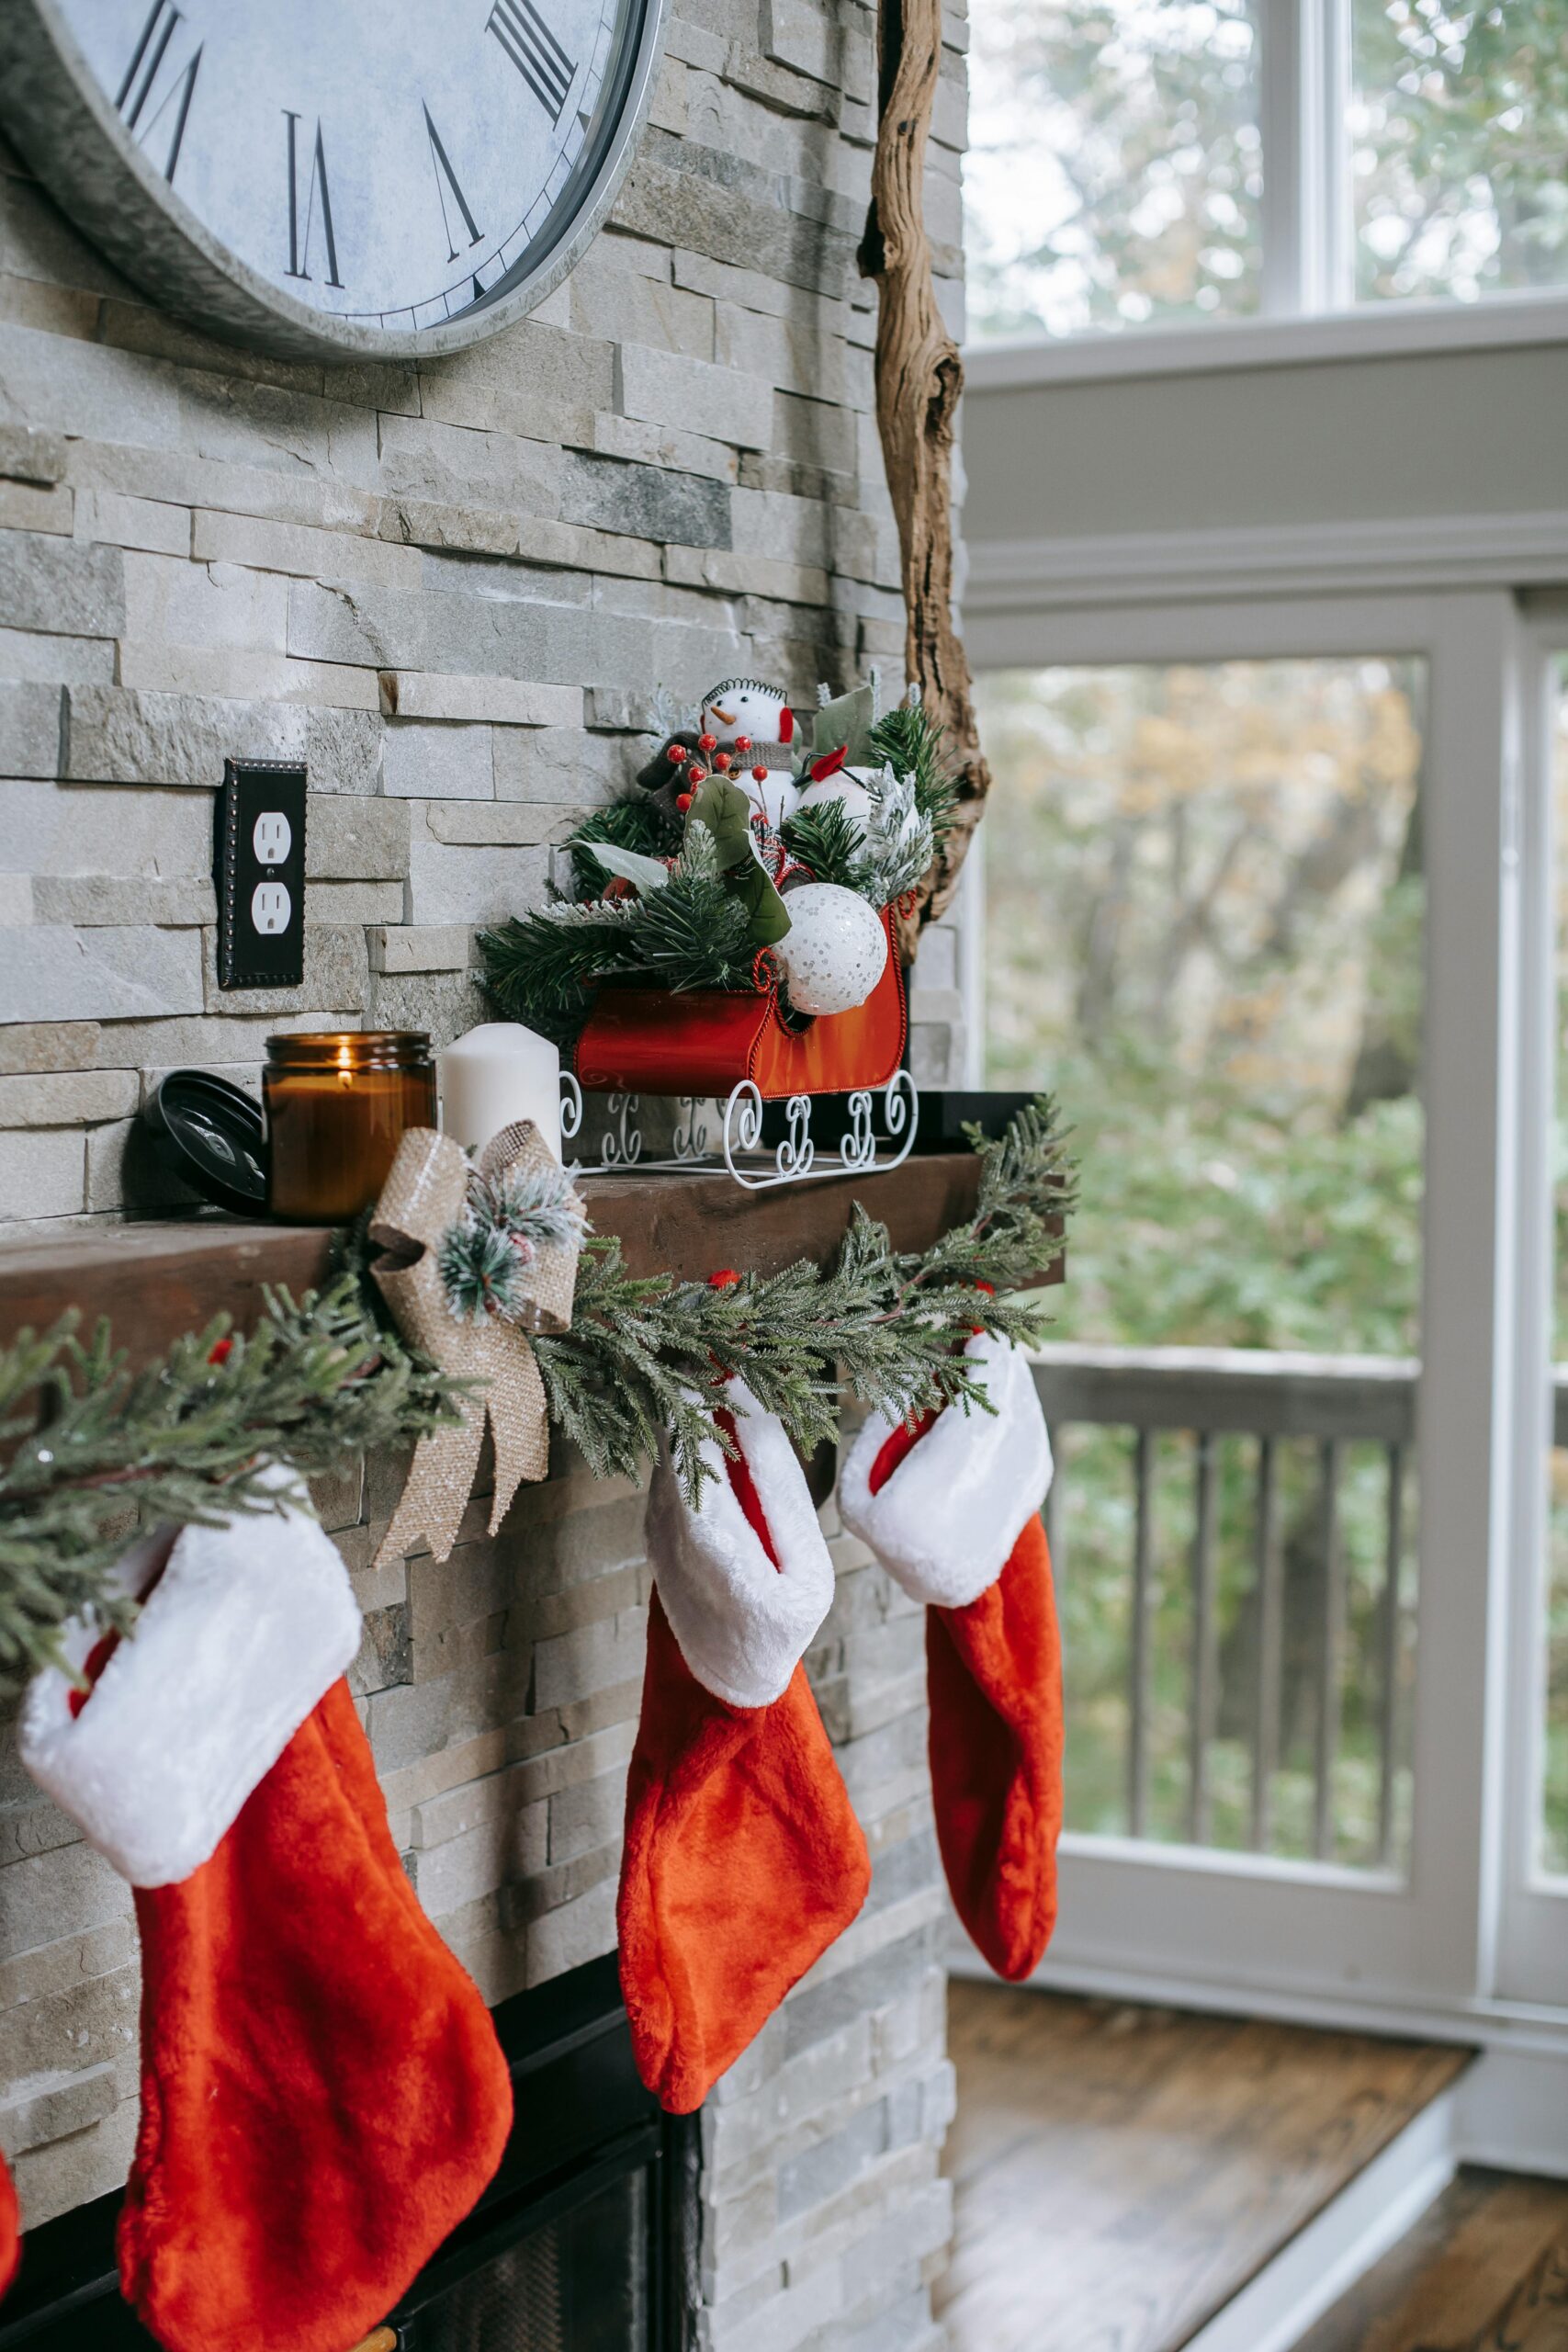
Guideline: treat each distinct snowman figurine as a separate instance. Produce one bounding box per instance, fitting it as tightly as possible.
[699,677,801,830]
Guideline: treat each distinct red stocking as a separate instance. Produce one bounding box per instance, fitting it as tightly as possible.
[118,1681,512,2352]
[17,1482,512,2352]
[0,2153,18,2303]
[618,1381,871,2112]
[840,1334,1063,1982]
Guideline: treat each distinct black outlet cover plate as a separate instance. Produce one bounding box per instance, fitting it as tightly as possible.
[214,757,307,989]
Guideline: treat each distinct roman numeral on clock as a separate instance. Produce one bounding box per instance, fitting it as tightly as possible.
[115,1,202,183]
[486,0,577,127]
[423,106,483,264]
[283,113,344,289]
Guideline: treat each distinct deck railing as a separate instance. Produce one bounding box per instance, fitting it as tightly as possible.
[1030,1344,1422,1867]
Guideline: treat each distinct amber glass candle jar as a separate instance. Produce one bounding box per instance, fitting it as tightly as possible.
[264,1032,436,1223]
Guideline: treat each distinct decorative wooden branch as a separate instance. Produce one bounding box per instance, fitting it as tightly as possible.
[860,0,991,953]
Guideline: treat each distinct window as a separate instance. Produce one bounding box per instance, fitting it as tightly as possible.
[1353,0,1568,306]
[981,656,1424,1868]
[964,1,1264,340]
[964,0,1568,346]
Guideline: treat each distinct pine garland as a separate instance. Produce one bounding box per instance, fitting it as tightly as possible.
[538,1092,1074,1499]
[0,1280,462,1696]
[0,1098,1074,1690]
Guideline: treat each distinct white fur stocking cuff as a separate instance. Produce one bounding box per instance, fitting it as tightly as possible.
[839,1334,1052,1609]
[20,1463,362,1887]
[649,1379,835,1709]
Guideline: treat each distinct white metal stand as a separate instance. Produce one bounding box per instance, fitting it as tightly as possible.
[559,1070,919,1191]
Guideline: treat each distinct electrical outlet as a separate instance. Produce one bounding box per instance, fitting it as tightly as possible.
[215,759,307,989]
[251,881,292,934]
[253,810,292,865]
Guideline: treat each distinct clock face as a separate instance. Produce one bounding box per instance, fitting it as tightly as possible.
[0,0,665,356]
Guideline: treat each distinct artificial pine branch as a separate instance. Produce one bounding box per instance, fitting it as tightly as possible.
[780,799,869,890]
[569,796,683,897]
[0,1282,462,1695]
[867,699,959,849]
[536,1092,1075,1501]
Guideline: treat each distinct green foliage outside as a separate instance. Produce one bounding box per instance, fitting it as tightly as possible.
[1352,0,1568,302]
[964,0,1568,341]
[982,655,1568,1874]
[981,659,1426,1867]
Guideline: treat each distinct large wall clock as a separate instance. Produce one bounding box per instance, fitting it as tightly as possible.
[0,0,668,360]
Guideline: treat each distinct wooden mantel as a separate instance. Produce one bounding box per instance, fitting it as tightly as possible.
[0,1156,1058,1364]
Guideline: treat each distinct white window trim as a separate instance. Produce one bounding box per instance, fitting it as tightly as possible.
[1497,616,1568,2009]
[964,289,1568,394]
[970,589,1567,2041]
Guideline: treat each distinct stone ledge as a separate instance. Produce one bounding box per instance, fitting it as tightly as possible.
[0,1151,1058,1363]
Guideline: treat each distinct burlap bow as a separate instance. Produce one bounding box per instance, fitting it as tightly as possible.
[370,1121,582,1569]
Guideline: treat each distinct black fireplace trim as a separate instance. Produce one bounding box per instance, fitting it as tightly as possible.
[0,1953,697,2351]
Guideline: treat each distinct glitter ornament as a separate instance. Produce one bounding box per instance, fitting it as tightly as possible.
[773,883,888,1016]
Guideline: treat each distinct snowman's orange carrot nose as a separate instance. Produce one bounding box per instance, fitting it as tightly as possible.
[710,702,738,726]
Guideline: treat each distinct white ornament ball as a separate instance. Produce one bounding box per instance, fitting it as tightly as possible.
[775,884,888,1016]
[793,763,877,834]
[737,765,801,831]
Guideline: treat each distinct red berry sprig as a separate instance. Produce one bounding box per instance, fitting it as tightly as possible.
[697,732,717,753]
[665,741,686,764]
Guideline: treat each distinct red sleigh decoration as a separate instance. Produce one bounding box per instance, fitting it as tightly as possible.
[574,909,907,1100]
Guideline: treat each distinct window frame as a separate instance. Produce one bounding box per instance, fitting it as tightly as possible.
[1497,612,1568,2009]
[967,588,1532,2029]
[963,0,1568,386]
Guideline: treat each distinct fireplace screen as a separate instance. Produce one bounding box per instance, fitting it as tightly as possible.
[0,1957,690,2352]
[398,2168,653,2352]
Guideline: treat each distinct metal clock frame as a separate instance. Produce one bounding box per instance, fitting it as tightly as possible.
[0,0,671,362]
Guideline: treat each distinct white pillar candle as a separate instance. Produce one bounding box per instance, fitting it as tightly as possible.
[437,1023,562,1160]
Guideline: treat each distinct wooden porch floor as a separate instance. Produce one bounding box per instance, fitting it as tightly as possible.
[937,1980,1470,2352]
[1294,2166,1568,2351]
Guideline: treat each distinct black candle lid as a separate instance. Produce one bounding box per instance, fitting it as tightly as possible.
[144,1070,269,1217]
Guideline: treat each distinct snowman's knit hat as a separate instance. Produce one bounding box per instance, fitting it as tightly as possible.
[702,676,790,706]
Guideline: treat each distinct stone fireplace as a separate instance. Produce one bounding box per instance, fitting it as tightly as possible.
[0,1427,955,2350]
